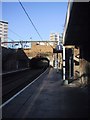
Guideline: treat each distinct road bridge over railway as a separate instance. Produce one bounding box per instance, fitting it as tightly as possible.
[1,40,62,67]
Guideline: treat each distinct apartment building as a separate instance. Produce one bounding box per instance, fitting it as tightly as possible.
[0,21,8,47]
[50,33,62,46]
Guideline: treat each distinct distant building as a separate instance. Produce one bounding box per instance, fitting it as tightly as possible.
[0,21,8,47]
[50,33,62,46]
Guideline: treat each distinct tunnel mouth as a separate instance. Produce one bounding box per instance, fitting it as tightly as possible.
[30,56,50,69]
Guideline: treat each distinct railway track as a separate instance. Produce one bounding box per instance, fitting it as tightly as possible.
[2,67,47,103]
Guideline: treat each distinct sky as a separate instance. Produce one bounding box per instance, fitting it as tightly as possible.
[2,2,68,42]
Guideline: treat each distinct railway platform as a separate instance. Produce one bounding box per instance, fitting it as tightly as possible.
[2,68,88,118]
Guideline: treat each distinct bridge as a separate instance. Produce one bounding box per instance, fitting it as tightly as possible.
[1,40,58,43]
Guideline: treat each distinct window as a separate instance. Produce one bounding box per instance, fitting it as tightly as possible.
[4,34,7,37]
[4,27,8,29]
[4,31,7,33]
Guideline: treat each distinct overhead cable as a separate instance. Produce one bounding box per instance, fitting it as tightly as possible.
[18,0,54,49]
[8,28,23,39]
[18,0,43,41]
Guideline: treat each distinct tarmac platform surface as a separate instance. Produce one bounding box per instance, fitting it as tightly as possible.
[2,68,88,118]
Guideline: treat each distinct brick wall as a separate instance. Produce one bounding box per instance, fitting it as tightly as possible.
[24,42,63,67]
[24,42,54,65]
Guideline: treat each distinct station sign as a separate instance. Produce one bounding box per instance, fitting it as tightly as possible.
[53,45,63,53]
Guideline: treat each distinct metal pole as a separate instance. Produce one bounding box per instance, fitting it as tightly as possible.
[63,46,65,80]
[57,53,58,72]
[72,48,74,79]
[69,56,71,79]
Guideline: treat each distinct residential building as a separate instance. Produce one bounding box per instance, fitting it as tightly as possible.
[0,21,8,47]
[50,33,62,46]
